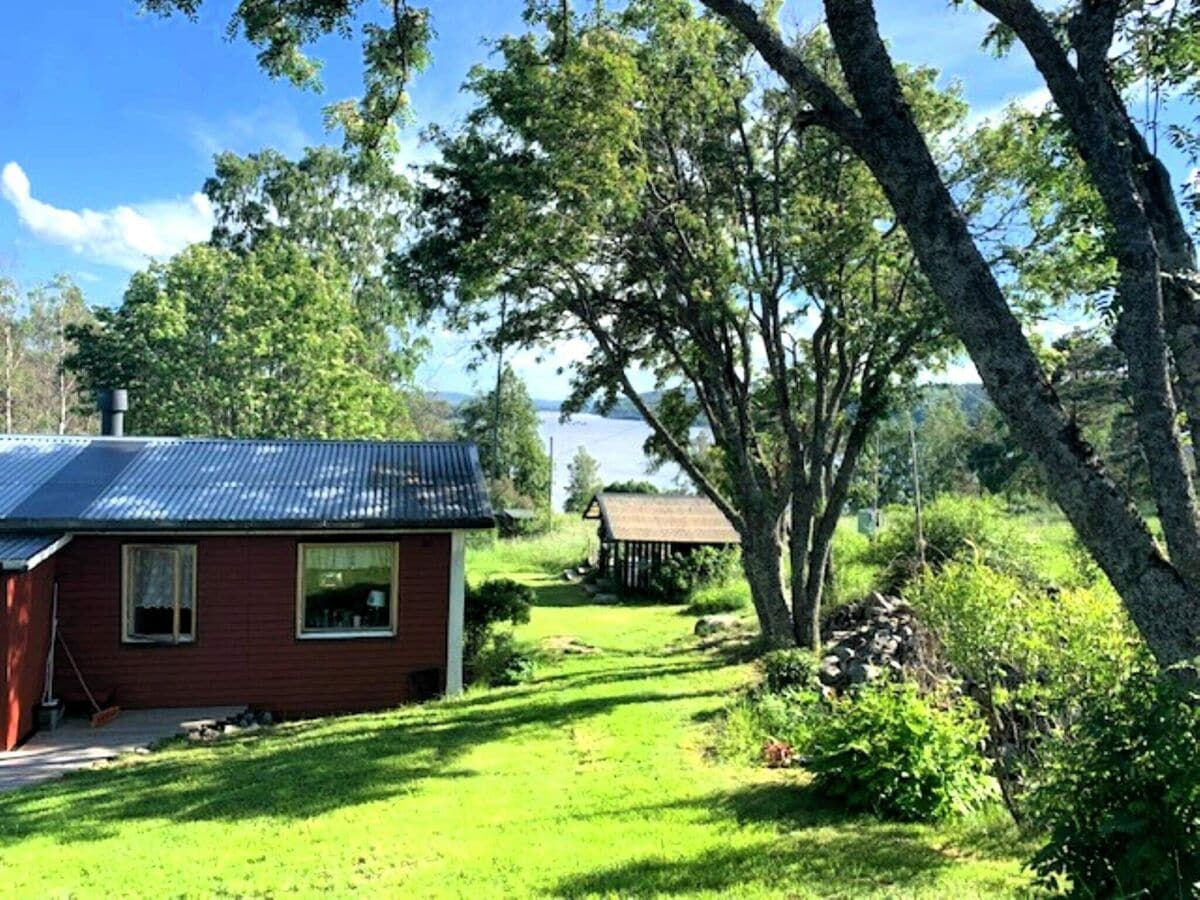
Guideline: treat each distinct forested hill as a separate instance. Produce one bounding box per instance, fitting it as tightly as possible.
[435,391,562,413]
[597,384,991,423]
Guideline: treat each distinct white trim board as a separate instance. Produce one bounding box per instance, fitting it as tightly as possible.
[445,531,467,697]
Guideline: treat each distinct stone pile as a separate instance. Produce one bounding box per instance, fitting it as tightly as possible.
[818,592,937,694]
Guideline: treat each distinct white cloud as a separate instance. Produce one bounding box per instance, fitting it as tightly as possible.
[1,161,213,271]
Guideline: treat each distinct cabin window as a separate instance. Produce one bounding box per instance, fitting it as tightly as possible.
[122,544,197,644]
[297,542,398,639]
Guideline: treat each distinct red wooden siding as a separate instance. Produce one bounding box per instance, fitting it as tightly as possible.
[51,534,450,715]
[1,561,56,750]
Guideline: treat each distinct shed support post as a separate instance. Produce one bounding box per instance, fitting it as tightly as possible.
[446,531,466,697]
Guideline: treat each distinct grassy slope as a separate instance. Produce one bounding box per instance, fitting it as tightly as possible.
[0,525,1033,898]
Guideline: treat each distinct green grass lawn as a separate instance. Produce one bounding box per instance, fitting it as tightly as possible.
[0,524,1036,897]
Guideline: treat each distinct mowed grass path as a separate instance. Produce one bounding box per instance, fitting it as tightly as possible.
[0,570,1032,896]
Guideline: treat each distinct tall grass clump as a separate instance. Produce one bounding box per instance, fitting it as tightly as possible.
[828,522,877,610]
[869,496,1037,593]
[468,517,598,581]
[911,559,1145,822]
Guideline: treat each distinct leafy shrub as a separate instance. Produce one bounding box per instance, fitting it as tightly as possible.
[761,649,815,694]
[473,632,538,687]
[869,496,1036,592]
[805,681,993,822]
[465,579,534,672]
[1028,665,1200,898]
[647,546,738,603]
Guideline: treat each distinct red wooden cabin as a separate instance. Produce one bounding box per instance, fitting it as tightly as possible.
[0,432,493,750]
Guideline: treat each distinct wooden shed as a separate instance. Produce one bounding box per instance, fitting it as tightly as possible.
[582,492,740,591]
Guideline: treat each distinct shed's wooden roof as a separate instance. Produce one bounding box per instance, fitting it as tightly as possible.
[582,492,740,545]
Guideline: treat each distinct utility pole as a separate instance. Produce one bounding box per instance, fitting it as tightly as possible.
[907,412,925,570]
[547,435,555,510]
[492,294,507,481]
[872,432,882,541]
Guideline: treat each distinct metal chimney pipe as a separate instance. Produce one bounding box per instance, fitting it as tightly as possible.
[98,388,128,437]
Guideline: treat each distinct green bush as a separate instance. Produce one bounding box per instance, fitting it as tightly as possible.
[473,632,539,687]
[647,546,738,603]
[761,649,815,694]
[465,579,534,672]
[869,496,1037,592]
[805,681,993,822]
[1028,665,1200,898]
[911,560,1144,818]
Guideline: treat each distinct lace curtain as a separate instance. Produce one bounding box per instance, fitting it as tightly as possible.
[129,547,178,609]
[304,545,392,572]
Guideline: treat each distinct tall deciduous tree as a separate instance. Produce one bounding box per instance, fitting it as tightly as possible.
[0,275,97,435]
[564,447,602,513]
[700,0,1200,667]
[404,3,957,646]
[0,277,20,434]
[24,276,97,434]
[143,0,1200,660]
[203,147,422,385]
[66,239,410,439]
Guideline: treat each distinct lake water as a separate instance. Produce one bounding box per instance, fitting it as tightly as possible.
[537,412,690,510]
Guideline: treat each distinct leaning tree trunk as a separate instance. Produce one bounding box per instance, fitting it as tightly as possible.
[817,0,1200,668]
[699,0,1200,667]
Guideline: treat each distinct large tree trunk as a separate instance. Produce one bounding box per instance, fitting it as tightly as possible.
[974,0,1200,483]
[740,514,794,648]
[700,0,1200,667]
[789,479,821,650]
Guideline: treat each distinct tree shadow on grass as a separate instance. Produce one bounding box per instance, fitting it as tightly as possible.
[446,658,730,714]
[0,683,728,846]
[554,782,1017,898]
[553,833,954,898]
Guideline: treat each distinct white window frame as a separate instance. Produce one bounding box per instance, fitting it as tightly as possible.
[296,541,399,640]
[121,543,198,644]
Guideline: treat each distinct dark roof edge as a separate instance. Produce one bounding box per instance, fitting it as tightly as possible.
[0,534,73,572]
[0,434,483,448]
[0,517,496,533]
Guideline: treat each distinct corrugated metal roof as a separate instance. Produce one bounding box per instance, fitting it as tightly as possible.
[0,436,494,531]
[0,533,71,572]
[582,492,740,544]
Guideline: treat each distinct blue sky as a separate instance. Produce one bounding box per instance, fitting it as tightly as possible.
[0,0,1177,398]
